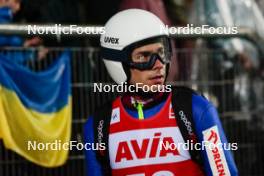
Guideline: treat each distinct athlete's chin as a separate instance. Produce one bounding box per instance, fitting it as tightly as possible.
[147,78,165,86]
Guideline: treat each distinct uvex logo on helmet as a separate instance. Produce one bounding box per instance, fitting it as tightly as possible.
[104,36,119,44]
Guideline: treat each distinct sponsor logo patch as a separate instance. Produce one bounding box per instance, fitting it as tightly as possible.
[111,107,120,124]
[203,126,230,176]
[109,127,190,169]
[104,36,119,44]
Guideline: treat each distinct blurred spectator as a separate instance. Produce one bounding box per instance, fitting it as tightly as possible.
[0,0,45,63]
[81,0,121,46]
[163,0,196,81]
[0,0,20,14]
[0,0,23,46]
[83,0,121,25]
[19,0,83,47]
[192,0,263,116]
[0,0,43,47]
[164,0,193,26]
[256,0,264,15]
[119,0,172,24]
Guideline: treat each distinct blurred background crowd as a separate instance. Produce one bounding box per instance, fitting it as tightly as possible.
[1,0,263,79]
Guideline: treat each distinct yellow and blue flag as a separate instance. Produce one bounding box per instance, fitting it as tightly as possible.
[0,51,72,167]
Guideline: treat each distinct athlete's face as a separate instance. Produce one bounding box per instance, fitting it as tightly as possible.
[129,43,166,91]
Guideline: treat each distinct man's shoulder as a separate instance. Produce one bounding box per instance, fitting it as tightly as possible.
[172,86,200,97]
[91,97,120,117]
[95,100,113,111]
[172,86,212,109]
[192,93,216,121]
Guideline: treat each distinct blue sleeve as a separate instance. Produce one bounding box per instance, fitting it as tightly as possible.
[192,94,238,176]
[83,116,103,176]
[0,7,12,23]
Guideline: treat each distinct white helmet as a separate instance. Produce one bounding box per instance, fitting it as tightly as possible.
[100,9,171,84]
